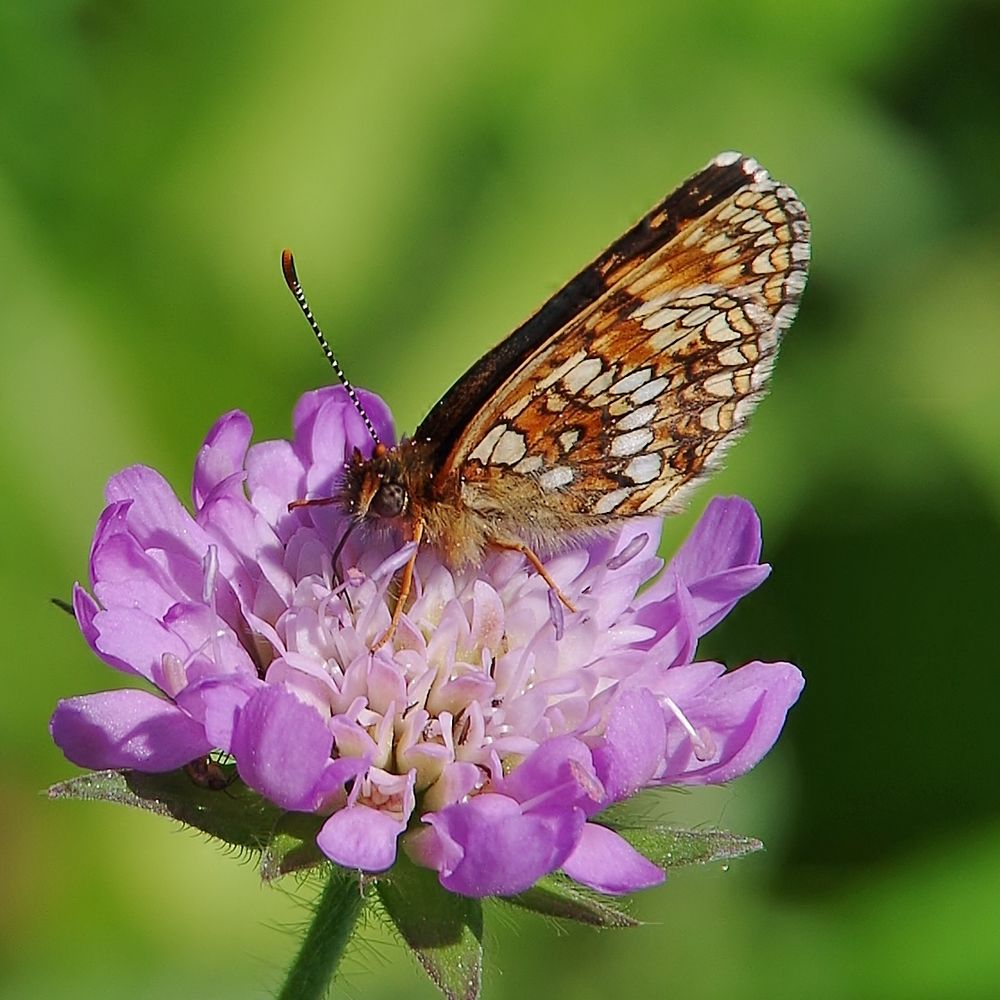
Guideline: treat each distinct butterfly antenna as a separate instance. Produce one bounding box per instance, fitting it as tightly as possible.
[281,249,381,447]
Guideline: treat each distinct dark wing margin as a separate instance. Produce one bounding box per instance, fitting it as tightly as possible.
[414,152,760,465]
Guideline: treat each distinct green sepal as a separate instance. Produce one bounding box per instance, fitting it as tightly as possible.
[614,825,763,869]
[260,811,327,882]
[47,767,282,852]
[506,873,638,927]
[376,852,484,1000]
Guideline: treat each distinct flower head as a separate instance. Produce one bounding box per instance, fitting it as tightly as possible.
[51,387,803,897]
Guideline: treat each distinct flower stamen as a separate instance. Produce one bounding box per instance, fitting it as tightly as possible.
[607,532,648,570]
[663,696,716,761]
[547,588,565,640]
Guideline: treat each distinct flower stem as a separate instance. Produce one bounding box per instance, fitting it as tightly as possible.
[278,871,365,1000]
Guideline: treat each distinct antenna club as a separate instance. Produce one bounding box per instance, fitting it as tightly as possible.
[280,248,299,291]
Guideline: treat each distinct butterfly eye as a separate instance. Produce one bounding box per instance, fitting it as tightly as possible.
[371,482,406,518]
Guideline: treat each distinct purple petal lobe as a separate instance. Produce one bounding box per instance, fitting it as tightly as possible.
[425,793,587,897]
[91,607,189,680]
[497,735,598,806]
[661,660,805,785]
[232,685,332,811]
[669,496,762,582]
[317,805,403,872]
[591,688,666,805]
[176,674,262,750]
[562,823,665,894]
[50,690,211,770]
[689,564,771,633]
[193,410,253,509]
[72,583,99,647]
[105,465,212,563]
[316,767,415,871]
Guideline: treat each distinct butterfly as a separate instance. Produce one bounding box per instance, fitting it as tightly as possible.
[282,151,810,649]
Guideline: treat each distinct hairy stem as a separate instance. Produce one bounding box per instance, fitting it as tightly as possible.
[277,871,365,1000]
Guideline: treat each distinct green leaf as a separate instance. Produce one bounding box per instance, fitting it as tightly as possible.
[615,825,763,870]
[377,853,483,1000]
[507,874,638,927]
[260,811,327,882]
[48,767,283,852]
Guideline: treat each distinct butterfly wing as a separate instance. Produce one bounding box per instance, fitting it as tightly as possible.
[416,152,809,529]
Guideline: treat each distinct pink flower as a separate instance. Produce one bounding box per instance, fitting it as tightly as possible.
[51,387,803,895]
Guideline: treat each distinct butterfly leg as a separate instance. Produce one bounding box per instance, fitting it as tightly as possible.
[288,498,359,608]
[487,538,577,612]
[371,519,425,652]
[287,495,339,512]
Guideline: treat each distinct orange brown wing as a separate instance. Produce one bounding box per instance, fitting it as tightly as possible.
[417,152,809,524]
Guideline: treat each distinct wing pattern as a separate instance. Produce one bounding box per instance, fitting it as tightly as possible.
[439,152,809,523]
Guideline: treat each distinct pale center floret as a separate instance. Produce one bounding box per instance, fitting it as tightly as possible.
[271,535,641,811]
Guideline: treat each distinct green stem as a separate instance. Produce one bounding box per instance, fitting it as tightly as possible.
[277,871,365,1000]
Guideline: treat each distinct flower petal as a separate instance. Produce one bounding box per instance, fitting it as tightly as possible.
[89,500,181,618]
[72,583,99,647]
[497,735,602,810]
[192,410,253,510]
[175,673,262,750]
[423,793,587,897]
[669,495,762,582]
[316,769,415,872]
[244,438,306,537]
[231,685,333,811]
[641,497,769,630]
[90,607,190,681]
[105,466,212,562]
[688,564,771,633]
[317,804,404,872]
[50,690,211,770]
[561,822,665,894]
[590,688,666,805]
[659,660,805,785]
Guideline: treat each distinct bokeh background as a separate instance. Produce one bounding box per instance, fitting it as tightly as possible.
[3,2,998,997]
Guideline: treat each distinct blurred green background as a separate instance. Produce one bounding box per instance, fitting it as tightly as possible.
[3,1,998,997]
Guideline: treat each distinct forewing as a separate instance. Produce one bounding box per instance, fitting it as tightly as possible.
[431,152,809,521]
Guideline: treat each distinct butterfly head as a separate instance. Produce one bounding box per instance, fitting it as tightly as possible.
[340,443,413,525]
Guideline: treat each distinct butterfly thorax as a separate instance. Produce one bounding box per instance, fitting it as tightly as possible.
[337,439,495,566]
